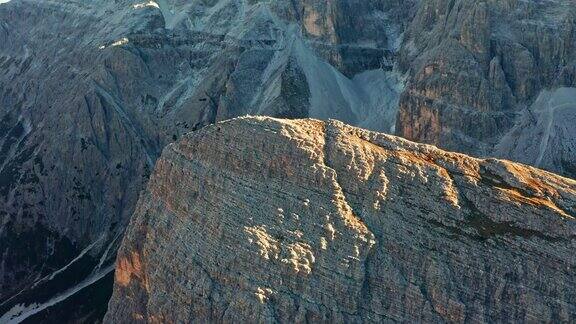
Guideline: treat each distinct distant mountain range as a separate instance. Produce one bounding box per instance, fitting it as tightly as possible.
[0,0,574,322]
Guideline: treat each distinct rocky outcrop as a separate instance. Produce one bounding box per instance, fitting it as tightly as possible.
[2,0,575,320]
[395,0,576,177]
[106,117,576,323]
[0,0,413,319]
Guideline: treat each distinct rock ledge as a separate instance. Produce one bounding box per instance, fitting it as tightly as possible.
[105,117,576,323]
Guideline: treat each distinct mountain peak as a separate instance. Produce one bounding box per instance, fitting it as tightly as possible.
[105,117,576,323]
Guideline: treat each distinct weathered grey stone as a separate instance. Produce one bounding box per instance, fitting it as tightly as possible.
[396,0,576,178]
[106,117,576,323]
[0,0,412,319]
[2,0,576,320]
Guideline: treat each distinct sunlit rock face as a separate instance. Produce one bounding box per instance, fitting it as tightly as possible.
[105,117,576,323]
[0,0,416,321]
[1,0,576,321]
[395,0,576,178]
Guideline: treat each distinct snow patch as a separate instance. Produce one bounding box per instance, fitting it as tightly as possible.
[0,266,114,323]
[99,37,130,50]
[94,231,122,272]
[111,37,129,47]
[31,237,103,288]
[133,1,159,10]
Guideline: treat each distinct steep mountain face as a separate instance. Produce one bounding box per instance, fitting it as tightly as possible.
[396,0,576,177]
[105,117,576,323]
[1,0,576,321]
[0,0,416,320]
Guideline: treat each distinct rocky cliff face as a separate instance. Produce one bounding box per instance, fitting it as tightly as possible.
[0,0,415,320]
[2,0,576,321]
[395,0,576,177]
[106,117,576,323]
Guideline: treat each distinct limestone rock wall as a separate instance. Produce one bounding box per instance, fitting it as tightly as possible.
[396,0,576,175]
[106,117,576,323]
[0,1,412,316]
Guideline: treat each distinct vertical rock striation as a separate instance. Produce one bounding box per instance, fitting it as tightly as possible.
[395,0,576,177]
[106,117,576,323]
[2,0,576,320]
[0,1,414,318]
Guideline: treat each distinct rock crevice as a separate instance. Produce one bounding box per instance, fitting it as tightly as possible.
[105,117,576,323]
